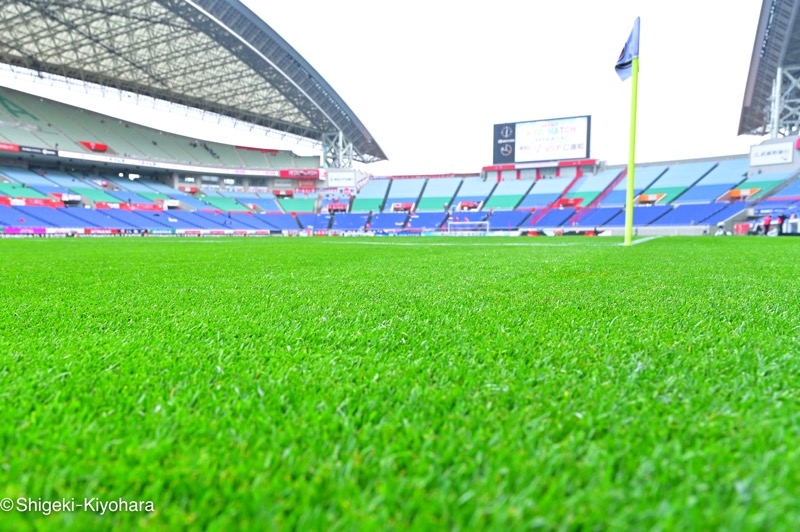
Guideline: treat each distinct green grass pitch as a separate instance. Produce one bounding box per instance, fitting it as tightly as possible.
[2,236,800,529]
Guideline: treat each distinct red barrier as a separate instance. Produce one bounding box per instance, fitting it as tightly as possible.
[130,203,163,211]
[24,198,64,208]
[79,141,109,152]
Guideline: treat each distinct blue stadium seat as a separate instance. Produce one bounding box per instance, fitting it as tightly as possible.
[331,213,369,231]
[647,204,726,226]
[452,178,495,207]
[296,213,331,230]
[522,208,576,228]
[369,212,408,230]
[249,197,283,213]
[603,205,672,227]
[66,208,138,229]
[487,210,531,230]
[702,202,747,225]
[383,179,426,211]
[449,212,487,223]
[406,212,447,231]
[258,213,300,231]
[673,184,731,203]
[567,207,621,228]
[29,184,71,197]
[104,209,172,229]
[105,190,154,204]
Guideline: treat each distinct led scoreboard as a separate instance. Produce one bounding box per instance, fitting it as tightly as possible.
[493,115,591,165]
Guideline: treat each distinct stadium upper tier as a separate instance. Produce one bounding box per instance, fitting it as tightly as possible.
[739,0,800,136]
[0,87,317,171]
[0,0,385,164]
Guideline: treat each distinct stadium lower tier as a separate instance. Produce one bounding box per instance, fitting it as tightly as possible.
[0,203,752,233]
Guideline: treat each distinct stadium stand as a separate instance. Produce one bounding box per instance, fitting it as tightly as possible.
[63,207,139,229]
[521,208,576,228]
[108,177,157,192]
[638,161,716,204]
[406,212,447,231]
[331,212,369,231]
[30,184,71,197]
[416,178,462,211]
[105,191,154,204]
[277,193,317,213]
[351,180,389,213]
[482,179,534,210]
[567,207,622,228]
[603,205,673,227]
[320,190,352,213]
[235,148,271,167]
[0,87,321,172]
[729,170,797,201]
[142,181,184,194]
[188,211,248,229]
[69,187,121,204]
[561,169,621,207]
[1,166,56,186]
[597,166,666,207]
[1,82,796,237]
[648,203,729,226]
[517,177,574,209]
[0,182,48,199]
[139,192,172,203]
[1,206,75,228]
[102,209,173,230]
[369,212,408,231]
[157,210,212,229]
[201,196,250,212]
[702,202,748,226]
[214,212,264,230]
[258,213,300,231]
[38,171,97,189]
[248,197,284,213]
[127,210,190,229]
[673,158,748,203]
[757,178,800,209]
[487,209,531,230]
[451,178,495,210]
[449,211,488,223]
[171,193,216,211]
[296,213,331,230]
[383,179,426,212]
[265,151,302,169]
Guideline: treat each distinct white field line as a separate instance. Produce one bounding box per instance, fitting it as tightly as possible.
[131,236,664,247]
[625,236,664,246]
[321,240,619,247]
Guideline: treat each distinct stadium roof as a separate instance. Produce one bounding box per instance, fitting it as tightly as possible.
[0,0,386,163]
[739,0,800,135]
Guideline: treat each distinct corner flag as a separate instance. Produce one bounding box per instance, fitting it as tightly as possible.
[615,17,640,81]
[617,17,640,246]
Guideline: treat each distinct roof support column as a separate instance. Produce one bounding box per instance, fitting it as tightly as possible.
[771,66,783,138]
[771,65,800,137]
[322,130,354,168]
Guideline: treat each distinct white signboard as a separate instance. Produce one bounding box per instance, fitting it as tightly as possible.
[515,116,590,163]
[750,142,794,166]
[326,170,357,188]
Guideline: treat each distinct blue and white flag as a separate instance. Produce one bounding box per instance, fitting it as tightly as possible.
[615,17,640,81]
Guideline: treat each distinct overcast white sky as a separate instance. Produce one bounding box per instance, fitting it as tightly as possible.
[244,0,766,175]
[1,0,767,176]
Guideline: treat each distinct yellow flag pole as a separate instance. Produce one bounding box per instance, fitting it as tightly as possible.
[623,56,639,246]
